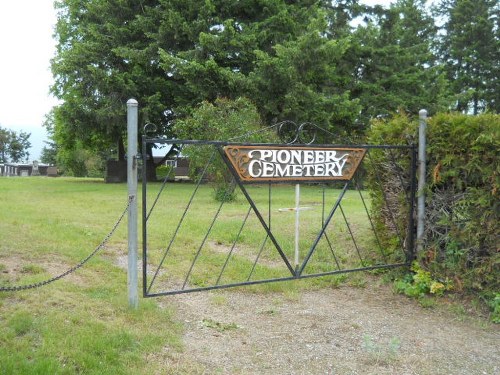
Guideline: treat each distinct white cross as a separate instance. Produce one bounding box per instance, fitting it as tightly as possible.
[277,184,313,269]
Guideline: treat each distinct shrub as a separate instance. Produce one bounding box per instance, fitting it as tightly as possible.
[173,97,277,201]
[367,112,499,318]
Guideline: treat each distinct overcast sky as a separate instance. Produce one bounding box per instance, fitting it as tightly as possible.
[0,0,394,160]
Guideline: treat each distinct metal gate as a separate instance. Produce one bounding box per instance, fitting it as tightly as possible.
[141,124,417,297]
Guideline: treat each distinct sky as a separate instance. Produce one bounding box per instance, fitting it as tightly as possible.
[0,0,394,161]
[0,0,58,161]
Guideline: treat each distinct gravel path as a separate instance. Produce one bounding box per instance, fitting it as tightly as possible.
[152,280,499,375]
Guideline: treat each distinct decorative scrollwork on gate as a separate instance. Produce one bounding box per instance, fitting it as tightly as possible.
[143,122,157,136]
[277,121,318,145]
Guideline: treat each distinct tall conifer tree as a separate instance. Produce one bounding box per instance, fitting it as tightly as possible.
[435,0,499,113]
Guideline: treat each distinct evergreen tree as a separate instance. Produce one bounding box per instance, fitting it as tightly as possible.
[435,0,499,113]
[157,1,360,135]
[51,0,169,162]
[346,0,449,123]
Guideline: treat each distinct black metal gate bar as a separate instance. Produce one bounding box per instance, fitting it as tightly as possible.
[145,148,219,294]
[218,146,297,276]
[181,181,237,289]
[145,159,176,222]
[141,138,417,297]
[339,203,366,267]
[216,206,253,285]
[145,263,408,298]
[353,178,387,262]
[247,235,269,281]
[297,181,351,275]
[321,186,342,270]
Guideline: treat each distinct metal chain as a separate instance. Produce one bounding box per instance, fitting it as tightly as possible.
[0,196,133,292]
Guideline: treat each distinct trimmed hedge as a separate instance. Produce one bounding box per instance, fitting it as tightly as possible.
[367,112,499,298]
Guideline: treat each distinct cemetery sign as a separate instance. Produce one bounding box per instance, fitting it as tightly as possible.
[224,145,366,183]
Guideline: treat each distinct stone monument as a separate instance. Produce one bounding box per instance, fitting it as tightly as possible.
[32,160,40,176]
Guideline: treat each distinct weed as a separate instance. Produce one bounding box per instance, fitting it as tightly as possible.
[201,318,239,332]
[259,308,279,316]
[347,273,367,288]
[394,261,453,299]
[487,293,500,323]
[418,296,437,309]
[362,334,401,365]
[20,264,45,275]
[210,294,228,306]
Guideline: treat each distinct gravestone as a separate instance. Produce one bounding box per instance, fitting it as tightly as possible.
[32,161,40,176]
[105,160,127,183]
[47,166,58,177]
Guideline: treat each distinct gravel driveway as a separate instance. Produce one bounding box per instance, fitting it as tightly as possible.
[152,279,499,375]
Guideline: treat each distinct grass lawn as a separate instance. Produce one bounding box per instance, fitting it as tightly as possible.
[0,177,390,374]
[0,177,182,375]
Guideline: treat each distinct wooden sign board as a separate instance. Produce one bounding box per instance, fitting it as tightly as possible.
[224,145,366,183]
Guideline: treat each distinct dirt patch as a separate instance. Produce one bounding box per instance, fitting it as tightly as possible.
[154,281,499,375]
[0,254,86,287]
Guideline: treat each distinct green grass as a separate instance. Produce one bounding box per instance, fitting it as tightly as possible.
[0,177,387,373]
[0,177,182,375]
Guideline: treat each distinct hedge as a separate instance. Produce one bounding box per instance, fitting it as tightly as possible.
[366,112,499,298]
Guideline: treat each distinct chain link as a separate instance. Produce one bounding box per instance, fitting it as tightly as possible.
[0,196,134,292]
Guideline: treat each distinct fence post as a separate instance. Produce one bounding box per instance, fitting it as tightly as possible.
[417,109,427,255]
[127,98,139,309]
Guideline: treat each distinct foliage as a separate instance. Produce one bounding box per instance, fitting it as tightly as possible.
[51,0,173,164]
[173,97,277,201]
[155,164,174,181]
[363,112,417,257]
[56,140,105,177]
[156,1,361,132]
[49,0,466,168]
[40,141,58,165]
[0,126,31,163]
[425,113,499,274]
[434,0,500,114]
[487,293,500,323]
[367,111,499,319]
[394,261,453,299]
[43,112,105,177]
[201,318,238,332]
[362,334,401,364]
[48,0,498,178]
[344,0,450,123]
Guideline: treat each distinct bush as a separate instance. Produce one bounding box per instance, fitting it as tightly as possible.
[173,97,277,201]
[363,112,417,260]
[367,112,499,318]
